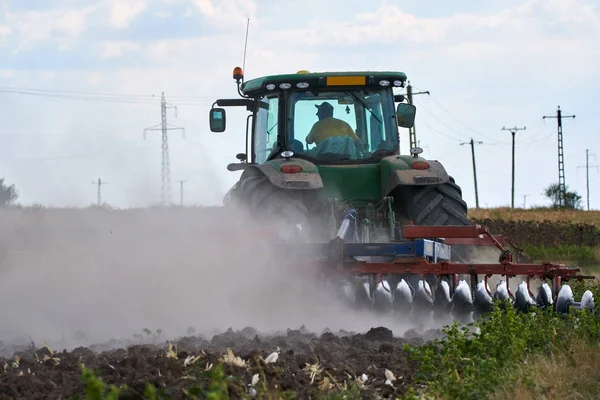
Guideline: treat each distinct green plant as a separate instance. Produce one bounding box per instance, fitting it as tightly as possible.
[401,287,600,400]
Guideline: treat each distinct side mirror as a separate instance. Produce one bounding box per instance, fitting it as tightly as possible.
[236,153,247,162]
[396,103,416,128]
[209,108,226,133]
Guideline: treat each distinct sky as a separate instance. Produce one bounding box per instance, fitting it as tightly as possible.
[0,0,599,209]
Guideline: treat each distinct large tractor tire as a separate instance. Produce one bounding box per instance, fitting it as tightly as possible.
[227,174,313,242]
[402,176,471,226]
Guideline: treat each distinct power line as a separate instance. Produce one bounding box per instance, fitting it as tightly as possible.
[577,149,598,211]
[543,106,575,208]
[143,92,185,206]
[0,87,219,105]
[460,138,484,208]
[0,85,220,100]
[91,177,108,206]
[501,126,526,209]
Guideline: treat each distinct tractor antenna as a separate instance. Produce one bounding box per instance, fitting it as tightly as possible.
[242,18,250,78]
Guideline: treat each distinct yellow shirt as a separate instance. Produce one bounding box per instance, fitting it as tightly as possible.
[305,117,359,145]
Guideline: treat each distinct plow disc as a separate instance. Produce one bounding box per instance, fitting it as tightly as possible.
[281,223,596,323]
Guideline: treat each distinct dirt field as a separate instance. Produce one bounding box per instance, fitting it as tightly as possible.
[0,206,591,398]
[0,206,451,398]
[0,324,442,399]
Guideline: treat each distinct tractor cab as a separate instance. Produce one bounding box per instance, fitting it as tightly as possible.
[209,67,416,169]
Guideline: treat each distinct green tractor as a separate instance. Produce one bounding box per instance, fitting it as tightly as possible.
[207,68,596,320]
[209,67,471,247]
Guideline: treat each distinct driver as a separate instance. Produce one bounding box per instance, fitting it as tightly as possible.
[305,102,362,148]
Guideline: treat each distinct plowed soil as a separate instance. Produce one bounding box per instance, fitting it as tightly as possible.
[0,207,447,399]
[0,326,441,399]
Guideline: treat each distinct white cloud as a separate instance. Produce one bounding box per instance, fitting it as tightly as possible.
[101,40,141,59]
[3,6,97,50]
[0,0,598,209]
[0,25,11,46]
[193,0,258,30]
[109,0,148,29]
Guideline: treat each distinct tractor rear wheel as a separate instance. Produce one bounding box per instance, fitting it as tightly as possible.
[227,174,314,242]
[401,176,471,226]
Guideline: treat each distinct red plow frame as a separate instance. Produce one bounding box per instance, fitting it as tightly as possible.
[321,224,596,303]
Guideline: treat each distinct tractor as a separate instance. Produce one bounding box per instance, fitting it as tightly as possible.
[208,67,594,321]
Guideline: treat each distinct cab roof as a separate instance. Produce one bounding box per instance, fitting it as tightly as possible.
[240,70,408,96]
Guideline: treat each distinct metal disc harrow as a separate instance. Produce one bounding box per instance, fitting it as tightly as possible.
[291,221,596,322]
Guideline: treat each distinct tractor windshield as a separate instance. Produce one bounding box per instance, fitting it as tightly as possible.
[287,89,398,162]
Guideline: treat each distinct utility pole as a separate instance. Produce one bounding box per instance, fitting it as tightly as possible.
[406,81,430,150]
[501,126,526,209]
[577,149,598,211]
[176,179,187,206]
[543,106,575,208]
[144,92,185,207]
[91,178,108,206]
[523,194,529,209]
[460,138,483,208]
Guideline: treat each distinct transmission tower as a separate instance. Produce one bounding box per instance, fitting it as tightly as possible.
[460,138,483,208]
[501,126,526,209]
[577,149,598,211]
[91,178,108,206]
[543,106,575,208]
[144,92,185,206]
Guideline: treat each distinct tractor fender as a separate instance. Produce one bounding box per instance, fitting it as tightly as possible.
[240,159,324,190]
[381,155,450,196]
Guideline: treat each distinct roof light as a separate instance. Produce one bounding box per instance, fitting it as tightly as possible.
[379,80,390,87]
[279,83,291,89]
[281,150,294,159]
[296,82,309,88]
[233,66,244,82]
[393,80,404,87]
[266,84,276,90]
[296,70,310,74]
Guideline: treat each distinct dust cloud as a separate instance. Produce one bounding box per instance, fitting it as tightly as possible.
[0,205,426,352]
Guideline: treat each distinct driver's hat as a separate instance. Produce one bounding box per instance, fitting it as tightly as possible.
[315,102,334,114]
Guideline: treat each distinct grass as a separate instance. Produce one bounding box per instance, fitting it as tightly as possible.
[398,279,600,400]
[468,207,600,226]
[490,340,600,400]
[522,244,600,266]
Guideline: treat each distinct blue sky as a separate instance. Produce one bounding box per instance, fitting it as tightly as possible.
[0,0,599,209]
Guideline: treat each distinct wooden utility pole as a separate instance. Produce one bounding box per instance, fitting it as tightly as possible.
[502,126,526,208]
[577,149,598,211]
[92,178,108,206]
[460,138,483,208]
[176,179,187,206]
[406,81,430,150]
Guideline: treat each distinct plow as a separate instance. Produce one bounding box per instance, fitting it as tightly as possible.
[209,66,596,325]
